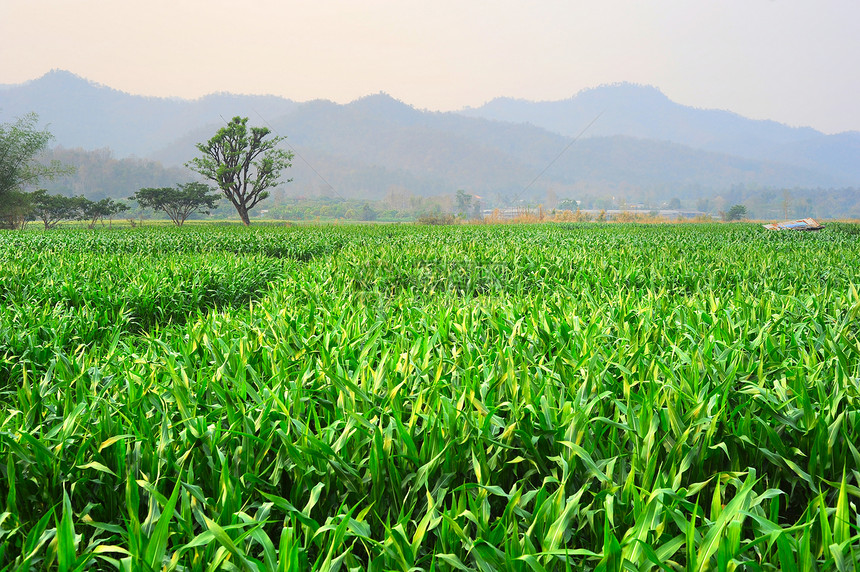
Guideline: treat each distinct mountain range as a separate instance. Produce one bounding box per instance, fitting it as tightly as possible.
[462,85,860,186]
[1,70,858,211]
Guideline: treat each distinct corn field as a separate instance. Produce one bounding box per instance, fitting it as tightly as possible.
[0,223,858,571]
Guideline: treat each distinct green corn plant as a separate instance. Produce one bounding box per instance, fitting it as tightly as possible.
[0,223,858,569]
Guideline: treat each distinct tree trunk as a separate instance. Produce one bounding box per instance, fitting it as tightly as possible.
[237,205,251,226]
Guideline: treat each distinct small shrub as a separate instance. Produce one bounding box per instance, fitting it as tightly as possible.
[417,213,456,225]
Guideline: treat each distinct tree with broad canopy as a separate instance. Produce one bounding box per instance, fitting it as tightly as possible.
[186,117,293,226]
[30,189,88,230]
[130,182,220,226]
[81,197,128,229]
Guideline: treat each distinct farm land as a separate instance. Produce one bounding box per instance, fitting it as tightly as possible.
[0,222,858,570]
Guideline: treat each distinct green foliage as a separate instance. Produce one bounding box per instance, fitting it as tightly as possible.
[0,113,74,228]
[0,190,34,229]
[417,213,456,225]
[30,189,88,229]
[455,190,473,218]
[828,221,860,236]
[0,113,72,198]
[187,117,294,226]
[131,182,220,226]
[0,223,858,569]
[360,203,377,221]
[80,197,129,228]
[725,204,748,221]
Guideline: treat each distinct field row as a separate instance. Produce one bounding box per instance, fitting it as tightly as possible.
[0,223,858,570]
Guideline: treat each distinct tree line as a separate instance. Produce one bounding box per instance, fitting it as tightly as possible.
[1,113,292,228]
[5,191,129,230]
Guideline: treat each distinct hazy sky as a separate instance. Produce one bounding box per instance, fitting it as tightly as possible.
[2,0,858,133]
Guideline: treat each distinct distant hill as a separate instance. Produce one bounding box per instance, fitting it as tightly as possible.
[461,83,860,183]
[0,70,298,157]
[2,70,858,209]
[150,93,831,201]
[36,146,190,201]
